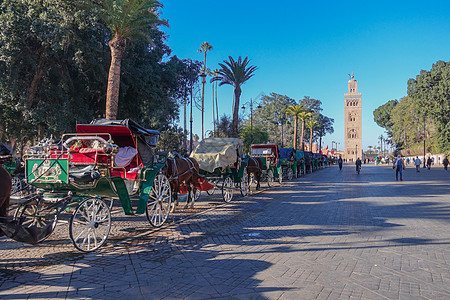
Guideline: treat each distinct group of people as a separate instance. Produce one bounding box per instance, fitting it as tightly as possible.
[336,154,449,181]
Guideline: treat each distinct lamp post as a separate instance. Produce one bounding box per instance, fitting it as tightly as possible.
[241,98,261,145]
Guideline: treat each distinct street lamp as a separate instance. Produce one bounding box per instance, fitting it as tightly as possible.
[241,98,262,145]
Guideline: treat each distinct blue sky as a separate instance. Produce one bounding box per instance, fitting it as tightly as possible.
[160,0,450,150]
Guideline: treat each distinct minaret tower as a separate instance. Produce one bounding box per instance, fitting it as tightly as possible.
[344,73,362,162]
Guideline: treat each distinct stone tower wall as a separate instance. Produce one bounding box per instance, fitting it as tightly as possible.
[344,75,362,162]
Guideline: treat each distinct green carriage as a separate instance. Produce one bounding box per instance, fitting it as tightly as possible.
[250,144,282,185]
[5,119,172,252]
[279,147,296,181]
[295,150,305,177]
[190,138,249,203]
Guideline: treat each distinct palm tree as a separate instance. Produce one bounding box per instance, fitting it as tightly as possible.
[84,0,167,120]
[368,145,373,154]
[285,104,305,150]
[298,111,312,150]
[213,56,258,137]
[306,119,318,152]
[197,42,213,139]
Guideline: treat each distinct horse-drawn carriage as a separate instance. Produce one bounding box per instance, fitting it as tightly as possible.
[295,150,305,177]
[279,147,296,181]
[250,144,282,185]
[190,138,248,202]
[0,119,173,252]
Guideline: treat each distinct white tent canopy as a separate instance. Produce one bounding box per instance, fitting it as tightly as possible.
[190,138,244,173]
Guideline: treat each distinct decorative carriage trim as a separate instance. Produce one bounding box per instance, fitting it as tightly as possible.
[26,159,69,184]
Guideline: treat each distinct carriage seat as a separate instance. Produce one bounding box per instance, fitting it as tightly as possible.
[69,148,109,165]
[114,147,137,167]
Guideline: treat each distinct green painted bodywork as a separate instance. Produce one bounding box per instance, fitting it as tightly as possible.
[25,157,165,216]
[3,160,18,175]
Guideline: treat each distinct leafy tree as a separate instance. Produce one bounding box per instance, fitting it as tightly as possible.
[373,100,398,137]
[215,114,233,137]
[157,126,183,152]
[213,56,257,137]
[315,114,334,151]
[298,111,312,150]
[239,124,269,153]
[285,104,305,150]
[299,96,322,113]
[306,118,318,151]
[407,60,450,154]
[82,0,168,120]
[252,93,295,146]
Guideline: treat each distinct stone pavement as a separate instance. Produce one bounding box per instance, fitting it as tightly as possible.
[1,163,449,299]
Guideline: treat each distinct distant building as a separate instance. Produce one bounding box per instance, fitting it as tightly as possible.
[344,73,362,162]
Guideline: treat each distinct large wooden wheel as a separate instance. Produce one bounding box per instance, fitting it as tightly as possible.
[266,169,274,187]
[14,196,58,243]
[69,197,111,252]
[146,174,172,227]
[239,168,248,197]
[221,176,234,203]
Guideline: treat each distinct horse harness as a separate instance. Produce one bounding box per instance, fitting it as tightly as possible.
[168,156,196,183]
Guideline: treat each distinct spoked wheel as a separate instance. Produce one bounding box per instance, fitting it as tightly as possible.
[206,180,217,195]
[239,168,248,197]
[69,197,111,252]
[14,196,58,243]
[266,169,274,187]
[146,174,172,227]
[221,177,234,203]
[287,168,294,180]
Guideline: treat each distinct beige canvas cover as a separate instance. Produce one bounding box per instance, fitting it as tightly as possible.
[190,138,243,173]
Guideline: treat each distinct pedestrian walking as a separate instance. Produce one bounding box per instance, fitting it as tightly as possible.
[427,157,432,170]
[414,156,421,172]
[393,155,405,181]
[355,157,362,174]
[338,155,343,171]
[443,156,449,171]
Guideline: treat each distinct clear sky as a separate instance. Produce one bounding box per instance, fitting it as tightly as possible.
[160,0,450,151]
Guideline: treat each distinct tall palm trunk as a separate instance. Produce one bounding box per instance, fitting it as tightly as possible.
[106,36,126,120]
[232,86,242,137]
[293,116,298,150]
[309,127,313,152]
[300,120,305,151]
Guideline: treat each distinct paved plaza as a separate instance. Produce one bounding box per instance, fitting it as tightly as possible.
[1,163,449,299]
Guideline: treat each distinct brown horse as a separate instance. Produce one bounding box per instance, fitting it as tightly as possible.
[247,157,263,190]
[0,165,12,237]
[165,154,201,209]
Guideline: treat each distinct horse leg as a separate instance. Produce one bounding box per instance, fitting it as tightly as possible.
[256,171,261,190]
[190,185,196,209]
[184,184,191,209]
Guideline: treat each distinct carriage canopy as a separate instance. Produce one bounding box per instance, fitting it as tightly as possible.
[76,119,160,165]
[190,138,243,173]
[279,147,295,160]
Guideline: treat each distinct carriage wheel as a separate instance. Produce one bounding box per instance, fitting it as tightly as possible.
[240,168,248,197]
[14,196,58,243]
[146,174,172,227]
[287,168,294,181]
[69,197,111,252]
[221,177,234,203]
[266,170,274,187]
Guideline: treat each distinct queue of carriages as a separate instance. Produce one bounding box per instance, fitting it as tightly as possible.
[0,119,335,252]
